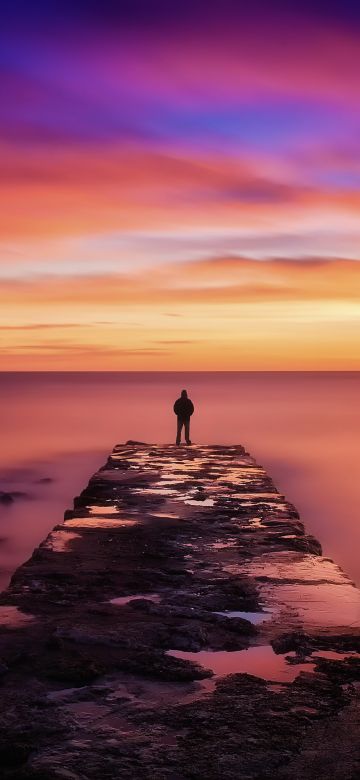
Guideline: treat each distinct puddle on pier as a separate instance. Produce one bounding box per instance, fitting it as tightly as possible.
[0,605,35,628]
[217,469,265,483]
[184,498,214,507]
[248,517,265,528]
[168,645,313,682]
[132,482,217,507]
[44,530,81,552]
[311,650,360,661]
[159,478,186,486]
[241,552,360,629]
[273,582,360,628]
[232,493,281,500]
[109,593,161,606]
[93,469,159,483]
[88,505,120,516]
[243,551,351,585]
[106,463,140,472]
[65,517,139,529]
[157,463,209,474]
[133,487,180,497]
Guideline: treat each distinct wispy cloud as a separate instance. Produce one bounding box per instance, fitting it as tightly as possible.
[0,323,83,331]
[1,256,359,305]
[1,2,359,369]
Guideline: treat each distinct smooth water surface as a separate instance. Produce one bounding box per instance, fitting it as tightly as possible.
[0,372,359,590]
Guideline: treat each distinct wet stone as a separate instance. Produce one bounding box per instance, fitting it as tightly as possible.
[1,442,360,779]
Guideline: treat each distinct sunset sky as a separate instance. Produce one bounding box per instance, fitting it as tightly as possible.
[1,0,360,370]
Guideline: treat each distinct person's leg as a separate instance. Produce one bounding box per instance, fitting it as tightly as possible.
[185,419,191,444]
[176,418,183,445]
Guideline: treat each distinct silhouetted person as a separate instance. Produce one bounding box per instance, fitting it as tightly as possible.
[174,389,194,445]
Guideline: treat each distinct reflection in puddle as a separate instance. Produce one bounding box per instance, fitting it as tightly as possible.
[88,505,120,516]
[133,487,179,496]
[160,477,186,485]
[161,463,208,473]
[65,517,139,528]
[249,517,265,528]
[272,582,360,628]
[312,650,360,661]
[45,530,81,552]
[168,646,313,682]
[94,468,160,483]
[0,605,35,627]
[184,498,214,507]
[110,593,161,606]
[243,552,352,585]
[232,493,281,500]
[242,552,360,628]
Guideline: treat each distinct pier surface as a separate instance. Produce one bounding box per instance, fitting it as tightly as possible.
[1,443,360,779]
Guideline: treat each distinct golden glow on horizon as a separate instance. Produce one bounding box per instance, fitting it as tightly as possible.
[1,259,359,370]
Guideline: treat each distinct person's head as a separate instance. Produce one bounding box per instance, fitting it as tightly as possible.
[181,389,188,398]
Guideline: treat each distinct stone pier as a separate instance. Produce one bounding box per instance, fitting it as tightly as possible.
[1,443,360,779]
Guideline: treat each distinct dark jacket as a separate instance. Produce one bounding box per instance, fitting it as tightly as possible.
[173,397,194,420]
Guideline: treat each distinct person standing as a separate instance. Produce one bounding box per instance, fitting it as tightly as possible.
[173,389,194,445]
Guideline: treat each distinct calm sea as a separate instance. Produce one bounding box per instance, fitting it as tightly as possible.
[0,372,359,590]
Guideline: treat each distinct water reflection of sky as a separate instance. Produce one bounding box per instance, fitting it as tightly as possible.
[168,646,311,683]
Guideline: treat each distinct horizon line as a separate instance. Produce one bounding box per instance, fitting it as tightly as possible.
[1,370,359,375]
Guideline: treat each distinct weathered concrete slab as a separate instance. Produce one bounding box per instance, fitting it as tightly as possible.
[1,443,360,779]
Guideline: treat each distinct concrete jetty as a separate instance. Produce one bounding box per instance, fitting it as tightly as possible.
[1,443,360,779]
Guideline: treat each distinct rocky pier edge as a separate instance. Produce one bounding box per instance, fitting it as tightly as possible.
[0,442,360,780]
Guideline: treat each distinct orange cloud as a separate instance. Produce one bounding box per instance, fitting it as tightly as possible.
[1,143,359,243]
[1,257,359,370]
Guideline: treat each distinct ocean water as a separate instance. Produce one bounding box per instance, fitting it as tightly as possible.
[0,372,359,590]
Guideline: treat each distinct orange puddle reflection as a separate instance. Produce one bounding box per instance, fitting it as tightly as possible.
[44,530,81,552]
[88,505,120,515]
[168,646,313,682]
[64,518,139,528]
